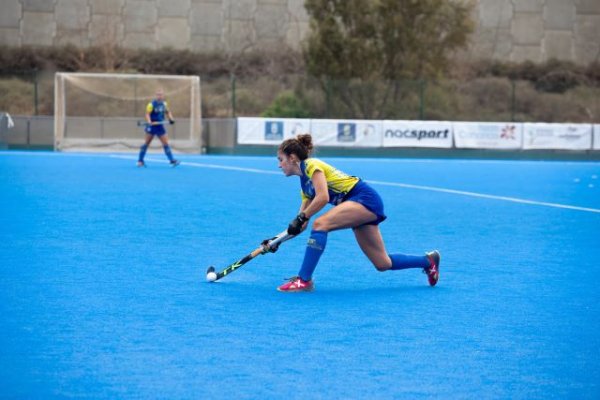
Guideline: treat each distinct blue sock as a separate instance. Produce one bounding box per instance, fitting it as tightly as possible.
[138,144,148,162]
[298,230,328,281]
[389,253,430,270]
[163,145,174,162]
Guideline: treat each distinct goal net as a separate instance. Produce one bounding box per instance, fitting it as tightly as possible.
[54,72,202,152]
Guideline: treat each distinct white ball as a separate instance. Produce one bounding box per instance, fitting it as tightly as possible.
[206,272,217,282]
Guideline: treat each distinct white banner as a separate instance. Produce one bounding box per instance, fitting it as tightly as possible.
[237,117,310,145]
[523,123,592,150]
[309,119,382,147]
[594,125,600,150]
[382,120,453,148]
[453,122,523,149]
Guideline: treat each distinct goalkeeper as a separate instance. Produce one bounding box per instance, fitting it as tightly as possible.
[137,89,180,167]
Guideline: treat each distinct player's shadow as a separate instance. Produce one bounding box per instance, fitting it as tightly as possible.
[204,280,448,302]
[312,284,444,297]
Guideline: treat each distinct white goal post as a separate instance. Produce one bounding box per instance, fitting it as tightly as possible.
[54,72,202,152]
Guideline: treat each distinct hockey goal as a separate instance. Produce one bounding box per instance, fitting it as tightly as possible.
[54,72,202,152]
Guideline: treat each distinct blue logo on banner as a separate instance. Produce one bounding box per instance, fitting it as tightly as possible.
[338,123,356,142]
[265,121,284,140]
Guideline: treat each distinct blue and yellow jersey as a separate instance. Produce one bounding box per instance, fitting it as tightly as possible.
[299,158,360,205]
[146,100,169,122]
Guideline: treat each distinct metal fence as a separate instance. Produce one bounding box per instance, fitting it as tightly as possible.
[197,74,600,123]
[2,71,599,124]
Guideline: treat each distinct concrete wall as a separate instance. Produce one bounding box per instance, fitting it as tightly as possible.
[0,115,231,150]
[0,0,599,64]
[0,0,310,52]
[471,0,600,64]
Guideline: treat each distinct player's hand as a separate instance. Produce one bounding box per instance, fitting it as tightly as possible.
[287,212,308,236]
[169,119,175,125]
[261,237,280,253]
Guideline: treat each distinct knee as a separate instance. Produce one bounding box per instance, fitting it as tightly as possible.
[373,257,392,272]
[374,262,390,272]
[311,216,330,232]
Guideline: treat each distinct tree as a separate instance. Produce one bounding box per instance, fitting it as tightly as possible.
[304,0,381,81]
[305,0,474,80]
[303,0,475,118]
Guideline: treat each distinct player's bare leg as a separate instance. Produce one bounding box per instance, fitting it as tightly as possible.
[353,224,392,271]
[279,201,378,292]
[354,215,439,283]
[312,201,377,232]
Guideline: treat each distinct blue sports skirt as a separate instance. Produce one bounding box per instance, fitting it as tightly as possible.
[343,180,387,226]
[145,124,166,136]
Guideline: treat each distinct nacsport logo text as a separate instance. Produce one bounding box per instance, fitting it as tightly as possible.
[384,129,449,140]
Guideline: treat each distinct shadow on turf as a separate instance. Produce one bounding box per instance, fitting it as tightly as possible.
[205,281,443,295]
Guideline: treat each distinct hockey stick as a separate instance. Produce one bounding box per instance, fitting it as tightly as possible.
[136,120,171,127]
[206,230,294,282]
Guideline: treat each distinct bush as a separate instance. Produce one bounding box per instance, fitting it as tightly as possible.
[0,78,35,114]
[472,58,594,94]
[261,91,311,118]
[460,77,512,113]
[0,45,598,122]
[514,82,595,122]
[130,48,204,75]
[422,81,461,120]
[534,69,587,93]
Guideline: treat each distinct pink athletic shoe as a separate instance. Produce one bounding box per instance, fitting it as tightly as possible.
[424,250,440,286]
[277,276,314,292]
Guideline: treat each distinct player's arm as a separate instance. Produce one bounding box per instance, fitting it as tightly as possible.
[287,171,328,235]
[299,198,311,214]
[262,197,311,252]
[145,103,153,125]
[165,102,175,124]
[300,171,328,219]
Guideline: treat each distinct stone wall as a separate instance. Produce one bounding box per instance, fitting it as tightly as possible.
[471,0,600,64]
[0,0,598,64]
[0,0,311,52]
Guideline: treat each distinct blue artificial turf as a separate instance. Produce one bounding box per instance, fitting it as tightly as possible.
[1,151,599,399]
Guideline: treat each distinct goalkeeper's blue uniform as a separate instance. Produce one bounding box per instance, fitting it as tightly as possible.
[145,100,169,136]
[137,97,178,166]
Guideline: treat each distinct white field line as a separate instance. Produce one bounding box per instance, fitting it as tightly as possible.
[3,151,599,166]
[180,161,280,175]
[109,154,281,175]
[367,180,600,214]
[109,154,600,214]
[1,152,597,214]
